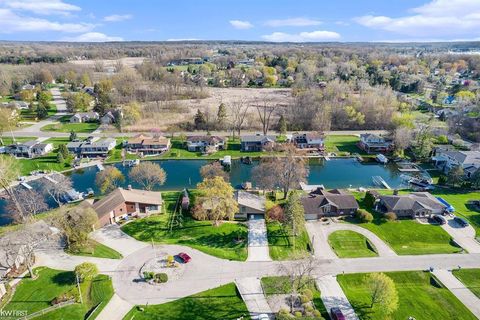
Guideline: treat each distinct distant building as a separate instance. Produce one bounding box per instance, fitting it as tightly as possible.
[301,188,359,220]
[433,150,480,178]
[100,111,116,124]
[376,192,446,219]
[186,135,225,152]
[126,134,171,156]
[6,140,53,158]
[293,132,325,150]
[234,190,265,219]
[358,133,393,154]
[240,134,276,152]
[67,138,116,158]
[70,112,99,123]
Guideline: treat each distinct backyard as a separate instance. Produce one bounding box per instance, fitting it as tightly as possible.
[123,283,250,320]
[338,271,477,320]
[324,135,368,157]
[328,230,378,258]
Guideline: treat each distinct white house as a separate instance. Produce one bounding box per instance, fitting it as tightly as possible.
[70,112,99,123]
[293,132,325,150]
[358,133,393,154]
[433,150,480,178]
[186,135,225,152]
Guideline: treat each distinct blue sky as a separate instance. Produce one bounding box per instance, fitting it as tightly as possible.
[0,0,478,42]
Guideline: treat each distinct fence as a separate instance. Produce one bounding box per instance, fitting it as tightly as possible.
[20,299,75,320]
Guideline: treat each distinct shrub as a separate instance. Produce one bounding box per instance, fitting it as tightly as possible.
[154,272,168,283]
[436,135,448,144]
[385,212,397,221]
[312,310,322,318]
[74,262,98,282]
[356,209,373,223]
[267,205,285,223]
[277,308,294,320]
[301,288,313,301]
[143,271,155,280]
[294,311,303,318]
[438,175,448,185]
[304,304,314,313]
[300,294,310,304]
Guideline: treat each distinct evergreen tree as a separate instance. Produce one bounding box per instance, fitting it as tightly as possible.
[217,103,227,129]
[278,115,287,134]
[56,152,64,164]
[194,109,207,130]
[58,144,69,159]
[69,130,77,141]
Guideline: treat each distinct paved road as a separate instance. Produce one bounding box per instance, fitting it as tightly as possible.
[432,269,480,318]
[442,217,480,254]
[306,221,397,259]
[235,277,273,319]
[247,218,271,262]
[316,275,358,320]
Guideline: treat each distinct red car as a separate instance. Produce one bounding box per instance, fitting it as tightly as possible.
[177,252,192,263]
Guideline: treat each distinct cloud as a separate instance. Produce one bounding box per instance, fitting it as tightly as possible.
[103,14,132,22]
[0,0,80,15]
[264,17,322,27]
[355,0,480,38]
[229,20,253,30]
[0,8,94,33]
[62,32,123,42]
[262,30,341,42]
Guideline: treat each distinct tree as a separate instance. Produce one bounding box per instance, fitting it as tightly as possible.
[192,176,238,223]
[6,188,48,222]
[128,162,166,190]
[38,69,53,84]
[69,130,77,141]
[277,115,287,134]
[393,127,413,158]
[200,162,229,182]
[80,73,92,87]
[36,102,48,119]
[229,99,250,139]
[0,156,24,221]
[75,262,98,282]
[217,103,228,129]
[194,109,207,130]
[58,144,69,159]
[122,102,141,125]
[365,273,398,315]
[283,191,305,248]
[447,165,464,187]
[55,204,98,251]
[472,169,480,188]
[413,123,434,160]
[255,96,277,135]
[65,92,93,113]
[95,166,125,194]
[267,205,285,222]
[41,174,73,206]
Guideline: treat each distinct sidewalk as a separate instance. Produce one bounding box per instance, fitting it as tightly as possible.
[316,275,358,320]
[95,293,134,320]
[235,277,273,319]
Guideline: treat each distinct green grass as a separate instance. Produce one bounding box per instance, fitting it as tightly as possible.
[67,239,123,259]
[328,230,378,258]
[338,271,477,320]
[324,135,367,156]
[20,103,57,121]
[121,191,248,261]
[266,221,311,260]
[261,276,329,319]
[0,136,35,145]
[41,122,100,133]
[3,267,114,320]
[452,268,480,299]
[105,139,138,163]
[123,283,250,320]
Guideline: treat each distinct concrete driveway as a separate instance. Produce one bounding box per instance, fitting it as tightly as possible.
[92,224,149,257]
[306,221,397,259]
[316,275,358,320]
[441,217,480,253]
[247,217,271,261]
[235,277,273,319]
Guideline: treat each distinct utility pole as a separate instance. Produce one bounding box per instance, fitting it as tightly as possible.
[76,273,83,304]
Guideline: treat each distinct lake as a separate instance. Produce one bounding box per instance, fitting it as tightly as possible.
[0,158,403,225]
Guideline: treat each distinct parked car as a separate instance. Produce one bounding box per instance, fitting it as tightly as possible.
[330,307,346,320]
[454,216,469,227]
[433,214,447,225]
[177,252,192,263]
[257,314,269,320]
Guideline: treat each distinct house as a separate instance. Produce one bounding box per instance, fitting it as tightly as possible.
[240,135,276,152]
[358,133,393,154]
[66,138,116,158]
[100,111,116,124]
[87,187,163,227]
[70,112,99,123]
[6,141,53,158]
[125,134,171,156]
[376,192,447,218]
[301,188,359,220]
[186,135,225,152]
[433,150,480,178]
[293,132,325,150]
[234,190,265,219]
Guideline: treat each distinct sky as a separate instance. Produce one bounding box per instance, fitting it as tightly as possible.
[0,0,479,42]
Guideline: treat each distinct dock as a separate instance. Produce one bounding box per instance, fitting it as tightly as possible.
[20,182,32,190]
[96,164,105,171]
[324,156,330,161]
[44,175,58,184]
[372,176,391,189]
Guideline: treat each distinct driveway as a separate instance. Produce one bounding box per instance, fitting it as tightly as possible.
[305,221,397,259]
[441,217,480,253]
[247,217,271,261]
[316,275,358,320]
[95,294,133,320]
[92,224,149,257]
[432,269,480,318]
[235,277,273,319]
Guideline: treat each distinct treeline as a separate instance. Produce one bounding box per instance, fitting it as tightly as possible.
[0,55,66,65]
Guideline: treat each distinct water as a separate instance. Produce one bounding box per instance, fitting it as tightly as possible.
[0,158,403,225]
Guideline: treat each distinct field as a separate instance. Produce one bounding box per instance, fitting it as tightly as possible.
[267,221,311,260]
[121,191,248,261]
[123,283,250,320]
[328,230,378,258]
[338,271,477,320]
[452,268,480,299]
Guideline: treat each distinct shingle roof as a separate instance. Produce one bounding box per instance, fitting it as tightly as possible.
[301,189,359,215]
[241,135,276,143]
[380,192,445,212]
[235,190,265,212]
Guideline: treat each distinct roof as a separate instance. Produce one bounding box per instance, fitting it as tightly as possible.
[91,188,163,219]
[235,190,265,212]
[380,192,445,212]
[187,135,225,143]
[442,151,480,165]
[301,189,359,215]
[241,135,276,143]
[127,134,170,146]
[360,133,384,141]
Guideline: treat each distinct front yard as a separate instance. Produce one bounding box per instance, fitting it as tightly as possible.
[266,221,311,260]
[67,239,123,259]
[123,283,250,320]
[41,122,100,133]
[338,271,477,320]
[328,230,378,258]
[452,268,480,299]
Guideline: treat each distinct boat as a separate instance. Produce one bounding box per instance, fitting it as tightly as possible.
[86,188,94,197]
[240,156,252,165]
[124,159,140,167]
[375,154,388,164]
[61,189,83,203]
[221,155,232,168]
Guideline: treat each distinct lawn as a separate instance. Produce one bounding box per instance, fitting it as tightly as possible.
[261,276,329,319]
[121,191,248,261]
[41,122,100,133]
[338,271,477,320]
[123,283,250,320]
[324,135,368,156]
[452,268,480,299]
[328,230,378,258]
[67,239,123,259]
[20,103,57,121]
[3,267,114,320]
[266,221,311,260]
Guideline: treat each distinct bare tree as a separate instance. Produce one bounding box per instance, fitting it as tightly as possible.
[6,189,48,222]
[41,174,73,207]
[200,162,229,182]
[393,127,413,157]
[129,162,166,190]
[255,96,277,135]
[229,99,250,139]
[0,156,24,221]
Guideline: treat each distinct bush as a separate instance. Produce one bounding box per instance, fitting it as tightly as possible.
[74,262,98,282]
[300,294,310,304]
[436,135,448,144]
[277,308,294,320]
[438,175,448,185]
[143,271,155,280]
[301,288,314,301]
[385,212,397,221]
[356,209,373,223]
[294,311,303,318]
[267,205,285,223]
[154,272,168,283]
[312,310,322,318]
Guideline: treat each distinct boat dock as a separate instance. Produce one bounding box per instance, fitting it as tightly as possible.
[324,156,330,161]
[96,164,105,171]
[44,175,58,184]
[20,182,32,190]
[372,176,391,189]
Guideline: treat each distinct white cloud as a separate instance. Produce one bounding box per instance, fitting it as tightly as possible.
[264,17,322,27]
[229,20,253,30]
[0,8,94,33]
[62,32,123,42]
[355,0,480,38]
[0,0,80,15]
[262,30,341,42]
[103,14,132,22]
